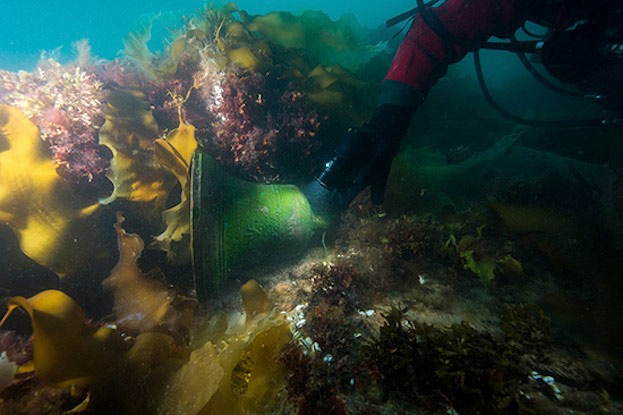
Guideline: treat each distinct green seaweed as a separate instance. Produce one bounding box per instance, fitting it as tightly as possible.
[461,249,498,284]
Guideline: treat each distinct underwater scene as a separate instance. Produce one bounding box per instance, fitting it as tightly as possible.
[1,0,623,414]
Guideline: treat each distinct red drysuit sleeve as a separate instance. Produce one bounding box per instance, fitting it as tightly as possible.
[386,0,529,93]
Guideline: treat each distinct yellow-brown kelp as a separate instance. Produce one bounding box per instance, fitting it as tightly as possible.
[232,7,376,127]
[102,212,195,336]
[154,279,291,415]
[99,88,175,207]
[151,117,198,263]
[0,280,290,414]
[241,9,384,71]
[100,87,200,262]
[0,105,100,277]
[0,290,187,412]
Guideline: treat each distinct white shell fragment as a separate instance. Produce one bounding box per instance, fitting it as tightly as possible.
[0,351,17,392]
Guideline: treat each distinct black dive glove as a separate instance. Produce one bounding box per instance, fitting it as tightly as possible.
[304,103,413,215]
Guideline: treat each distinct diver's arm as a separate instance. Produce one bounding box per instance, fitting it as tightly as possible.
[305,0,534,215]
[383,0,532,106]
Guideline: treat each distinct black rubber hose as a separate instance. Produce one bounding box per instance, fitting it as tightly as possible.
[474,51,611,128]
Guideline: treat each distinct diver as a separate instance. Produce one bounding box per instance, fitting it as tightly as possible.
[303,0,623,215]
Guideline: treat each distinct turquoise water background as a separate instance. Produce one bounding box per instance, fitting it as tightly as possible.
[0,1,604,121]
[0,0,413,71]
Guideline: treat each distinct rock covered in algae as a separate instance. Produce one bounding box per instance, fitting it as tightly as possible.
[0,57,109,182]
[206,68,322,182]
[116,2,378,183]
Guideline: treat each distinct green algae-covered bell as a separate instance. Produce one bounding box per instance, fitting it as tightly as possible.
[191,152,326,302]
